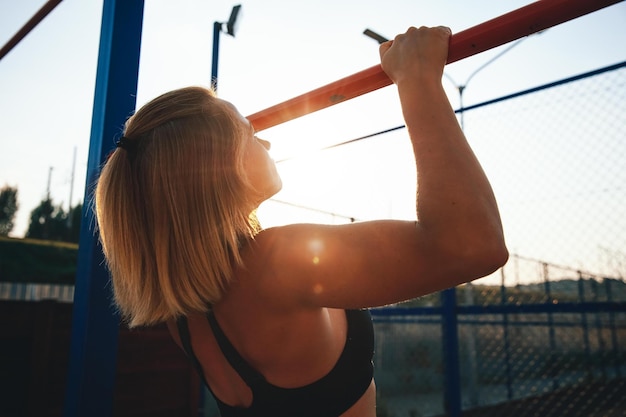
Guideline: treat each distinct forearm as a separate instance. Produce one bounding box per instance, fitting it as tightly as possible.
[398,78,507,264]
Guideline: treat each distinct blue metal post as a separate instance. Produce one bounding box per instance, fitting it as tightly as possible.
[577,273,593,380]
[605,278,621,378]
[211,21,221,90]
[500,274,513,400]
[591,279,608,379]
[543,262,558,390]
[63,1,144,416]
[441,287,462,417]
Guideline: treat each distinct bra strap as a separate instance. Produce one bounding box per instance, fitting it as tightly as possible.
[207,311,265,386]
[176,316,209,387]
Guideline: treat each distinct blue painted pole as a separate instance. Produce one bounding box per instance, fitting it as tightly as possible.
[591,279,608,379]
[211,21,221,90]
[500,275,513,400]
[441,288,462,417]
[577,273,593,379]
[605,278,622,378]
[63,1,144,416]
[543,263,559,390]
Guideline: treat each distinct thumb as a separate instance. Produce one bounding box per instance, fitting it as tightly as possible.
[378,40,393,61]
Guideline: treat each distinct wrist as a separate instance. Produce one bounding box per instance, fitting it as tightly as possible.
[396,76,445,100]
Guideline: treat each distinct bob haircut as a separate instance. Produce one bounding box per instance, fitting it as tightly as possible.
[95,86,260,327]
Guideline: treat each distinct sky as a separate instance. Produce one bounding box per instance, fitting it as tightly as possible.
[1,0,625,282]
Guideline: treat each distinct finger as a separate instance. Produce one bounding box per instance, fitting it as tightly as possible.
[378,40,393,60]
[438,26,452,38]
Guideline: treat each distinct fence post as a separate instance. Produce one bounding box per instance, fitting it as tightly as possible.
[543,262,559,390]
[591,279,608,379]
[441,287,462,417]
[605,278,621,378]
[578,273,593,380]
[501,270,513,400]
[463,283,479,407]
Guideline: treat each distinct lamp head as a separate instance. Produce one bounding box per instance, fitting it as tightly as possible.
[226,5,242,37]
[363,29,389,44]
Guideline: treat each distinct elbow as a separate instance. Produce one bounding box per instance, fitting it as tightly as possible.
[464,232,509,281]
[494,237,509,267]
[433,222,508,285]
[482,238,509,275]
[419,218,509,287]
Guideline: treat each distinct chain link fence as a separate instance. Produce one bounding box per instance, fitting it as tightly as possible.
[371,62,626,417]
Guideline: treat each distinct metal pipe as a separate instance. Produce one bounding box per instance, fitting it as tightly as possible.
[211,21,222,90]
[248,0,623,131]
[0,0,63,61]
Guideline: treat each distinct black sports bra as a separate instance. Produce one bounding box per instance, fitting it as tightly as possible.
[176,309,374,417]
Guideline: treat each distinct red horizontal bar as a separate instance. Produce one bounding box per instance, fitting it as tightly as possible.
[248,0,623,131]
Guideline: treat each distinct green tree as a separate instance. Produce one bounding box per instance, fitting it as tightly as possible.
[26,198,65,241]
[26,198,83,243]
[0,185,19,236]
[67,203,83,243]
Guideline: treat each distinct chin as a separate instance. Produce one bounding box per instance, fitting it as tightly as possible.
[254,183,282,207]
[268,175,283,196]
[274,178,283,193]
[267,183,282,200]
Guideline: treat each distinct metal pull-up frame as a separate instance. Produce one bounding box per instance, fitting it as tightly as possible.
[57,0,622,416]
[247,0,623,132]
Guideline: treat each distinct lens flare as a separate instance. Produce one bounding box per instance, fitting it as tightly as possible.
[308,238,324,265]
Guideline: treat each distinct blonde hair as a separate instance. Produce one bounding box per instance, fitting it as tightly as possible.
[95,86,260,327]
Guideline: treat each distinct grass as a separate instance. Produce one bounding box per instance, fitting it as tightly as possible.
[0,236,78,285]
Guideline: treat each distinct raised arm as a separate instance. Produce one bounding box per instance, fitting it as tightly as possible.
[251,26,508,310]
[381,26,508,282]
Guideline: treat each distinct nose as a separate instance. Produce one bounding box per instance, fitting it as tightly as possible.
[259,138,271,150]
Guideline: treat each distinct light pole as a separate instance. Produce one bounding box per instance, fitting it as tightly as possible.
[443,37,528,130]
[211,4,242,91]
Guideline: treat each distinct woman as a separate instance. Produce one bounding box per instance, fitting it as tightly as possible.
[96,26,508,416]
